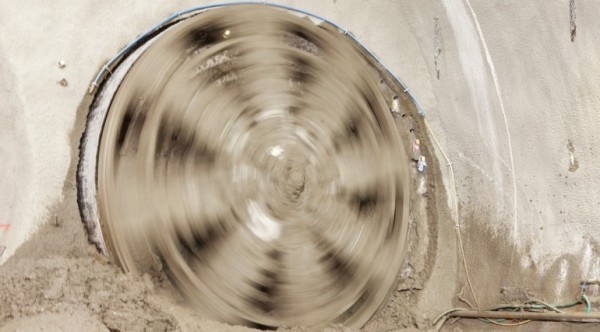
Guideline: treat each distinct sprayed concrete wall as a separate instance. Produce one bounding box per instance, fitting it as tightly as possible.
[402,0,600,309]
[0,0,599,326]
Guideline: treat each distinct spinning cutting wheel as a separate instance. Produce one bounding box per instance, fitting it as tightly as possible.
[82,4,409,329]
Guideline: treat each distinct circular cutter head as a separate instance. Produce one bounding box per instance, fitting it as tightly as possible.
[92,4,409,329]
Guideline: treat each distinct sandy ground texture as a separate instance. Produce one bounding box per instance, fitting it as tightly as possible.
[2,0,600,331]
